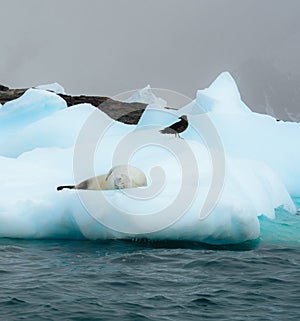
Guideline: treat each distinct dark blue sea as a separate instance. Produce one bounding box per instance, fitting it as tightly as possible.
[1,199,300,321]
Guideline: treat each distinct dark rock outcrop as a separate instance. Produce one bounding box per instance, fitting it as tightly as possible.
[98,98,146,124]
[0,84,9,91]
[58,94,109,108]
[0,88,27,105]
[0,84,147,124]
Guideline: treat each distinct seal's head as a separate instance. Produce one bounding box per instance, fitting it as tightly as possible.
[114,173,131,189]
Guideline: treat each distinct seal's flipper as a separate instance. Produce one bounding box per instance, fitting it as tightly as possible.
[57,185,75,191]
[105,169,113,181]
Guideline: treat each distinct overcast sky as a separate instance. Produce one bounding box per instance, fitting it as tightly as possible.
[1,0,300,120]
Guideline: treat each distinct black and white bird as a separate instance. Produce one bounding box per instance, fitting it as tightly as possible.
[159,115,188,138]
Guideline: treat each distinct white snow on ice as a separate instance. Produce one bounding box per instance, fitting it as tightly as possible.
[34,82,66,94]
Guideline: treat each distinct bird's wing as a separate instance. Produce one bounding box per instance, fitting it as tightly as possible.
[169,120,182,131]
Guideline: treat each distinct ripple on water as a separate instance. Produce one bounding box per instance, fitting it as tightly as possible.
[0,225,300,321]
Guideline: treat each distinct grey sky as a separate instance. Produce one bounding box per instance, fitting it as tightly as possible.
[1,0,300,120]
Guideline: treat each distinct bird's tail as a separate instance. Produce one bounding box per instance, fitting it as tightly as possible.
[160,128,176,134]
[57,185,75,191]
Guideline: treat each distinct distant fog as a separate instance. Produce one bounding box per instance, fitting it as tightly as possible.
[0,0,299,121]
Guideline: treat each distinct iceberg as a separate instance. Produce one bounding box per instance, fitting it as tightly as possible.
[34,82,66,94]
[0,73,299,244]
[124,84,167,107]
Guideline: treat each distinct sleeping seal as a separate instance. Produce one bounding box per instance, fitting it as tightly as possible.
[57,165,147,191]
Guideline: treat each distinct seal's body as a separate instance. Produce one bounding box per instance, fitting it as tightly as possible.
[57,165,147,191]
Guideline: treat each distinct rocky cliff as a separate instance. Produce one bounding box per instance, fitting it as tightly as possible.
[0,85,147,125]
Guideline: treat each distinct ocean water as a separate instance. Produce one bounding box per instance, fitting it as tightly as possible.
[1,199,300,321]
